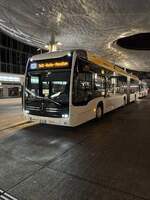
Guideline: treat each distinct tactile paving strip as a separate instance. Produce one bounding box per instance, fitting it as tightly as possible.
[0,189,18,200]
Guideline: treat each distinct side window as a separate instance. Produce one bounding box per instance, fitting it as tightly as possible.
[26,75,40,97]
[130,79,139,93]
[94,74,106,96]
[105,77,113,96]
[77,73,92,91]
[100,70,114,97]
[117,76,127,94]
[107,75,128,95]
[72,58,93,106]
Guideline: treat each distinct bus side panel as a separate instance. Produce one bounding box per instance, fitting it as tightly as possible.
[70,94,127,126]
[103,94,127,113]
[129,93,136,102]
[136,91,140,99]
[70,97,104,126]
[145,89,148,96]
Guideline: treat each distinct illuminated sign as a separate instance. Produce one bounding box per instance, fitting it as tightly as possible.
[0,75,20,82]
[101,69,105,75]
[31,76,39,84]
[30,63,37,70]
[38,61,69,69]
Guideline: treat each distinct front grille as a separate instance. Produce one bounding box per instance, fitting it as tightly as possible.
[26,105,40,111]
[26,106,69,118]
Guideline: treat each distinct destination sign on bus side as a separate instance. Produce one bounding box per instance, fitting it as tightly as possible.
[38,61,69,69]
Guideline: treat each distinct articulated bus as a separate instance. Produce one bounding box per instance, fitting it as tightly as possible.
[23,49,145,127]
[139,80,148,98]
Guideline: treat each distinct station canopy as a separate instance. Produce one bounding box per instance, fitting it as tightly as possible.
[0,0,150,71]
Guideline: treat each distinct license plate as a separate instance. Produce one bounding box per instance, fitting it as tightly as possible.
[40,119,47,124]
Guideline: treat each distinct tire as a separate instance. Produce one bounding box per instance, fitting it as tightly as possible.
[123,98,126,107]
[96,105,103,120]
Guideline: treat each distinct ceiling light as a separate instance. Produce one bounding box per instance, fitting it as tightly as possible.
[57,12,62,24]
[45,44,49,49]
[57,42,62,46]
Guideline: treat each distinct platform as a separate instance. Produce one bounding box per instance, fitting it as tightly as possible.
[0,98,25,131]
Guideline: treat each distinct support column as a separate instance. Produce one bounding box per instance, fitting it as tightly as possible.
[127,76,130,103]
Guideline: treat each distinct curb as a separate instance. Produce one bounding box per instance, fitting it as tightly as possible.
[0,120,31,132]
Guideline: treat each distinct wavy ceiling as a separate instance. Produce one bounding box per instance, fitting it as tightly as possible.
[0,0,150,71]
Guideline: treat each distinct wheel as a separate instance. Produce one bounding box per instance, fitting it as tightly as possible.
[96,105,103,120]
[123,98,126,106]
[135,94,136,102]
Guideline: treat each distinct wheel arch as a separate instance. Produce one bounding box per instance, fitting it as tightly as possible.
[123,94,128,104]
[97,101,104,115]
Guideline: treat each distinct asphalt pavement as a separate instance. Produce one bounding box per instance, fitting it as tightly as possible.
[0,96,150,200]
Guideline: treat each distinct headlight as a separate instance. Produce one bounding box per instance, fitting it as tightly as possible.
[25,110,30,114]
[62,114,69,118]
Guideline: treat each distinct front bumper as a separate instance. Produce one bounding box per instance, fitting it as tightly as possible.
[24,113,71,127]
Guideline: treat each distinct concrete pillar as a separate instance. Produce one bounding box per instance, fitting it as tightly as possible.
[127,76,130,103]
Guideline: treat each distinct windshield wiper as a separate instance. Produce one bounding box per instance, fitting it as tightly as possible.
[44,97,62,106]
[25,88,43,99]
[25,88,62,106]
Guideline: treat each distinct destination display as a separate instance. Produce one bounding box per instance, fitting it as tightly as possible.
[38,61,69,69]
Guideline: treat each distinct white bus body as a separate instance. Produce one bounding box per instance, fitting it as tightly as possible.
[23,49,142,127]
[139,81,148,98]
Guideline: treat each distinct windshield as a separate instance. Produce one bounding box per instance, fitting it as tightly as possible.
[26,70,71,105]
[24,55,72,118]
[25,55,72,106]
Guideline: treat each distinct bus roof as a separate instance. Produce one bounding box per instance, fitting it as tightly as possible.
[87,51,139,81]
[29,49,139,81]
[30,50,72,61]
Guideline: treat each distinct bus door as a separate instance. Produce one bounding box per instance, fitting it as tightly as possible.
[71,59,95,122]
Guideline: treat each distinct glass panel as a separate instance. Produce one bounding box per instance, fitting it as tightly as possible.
[94,74,106,96]
[73,71,93,105]
[116,76,128,94]
[130,79,139,93]
[72,57,107,105]
[51,81,69,104]
[31,76,39,84]
[26,75,40,97]
[26,70,71,105]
